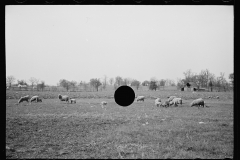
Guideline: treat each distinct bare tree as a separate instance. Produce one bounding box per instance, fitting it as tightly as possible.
[38,81,46,91]
[114,76,123,88]
[159,79,166,90]
[102,75,108,90]
[90,78,102,92]
[142,80,150,86]
[34,78,40,91]
[29,77,36,91]
[131,79,140,90]
[109,78,114,86]
[69,80,77,92]
[59,79,71,92]
[6,75,16,88]
[123,77,132,86]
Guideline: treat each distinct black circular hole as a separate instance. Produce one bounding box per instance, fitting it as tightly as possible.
[114,86,135,107]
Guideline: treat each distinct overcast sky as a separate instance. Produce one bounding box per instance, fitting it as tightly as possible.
[6,5,233,86]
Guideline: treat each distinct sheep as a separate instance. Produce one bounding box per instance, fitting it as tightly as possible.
[155,101,161,107]
[169,100,174,106]
[170,98,183,107]
[190,98,205,108]
[18,95,30,104]
[69,98,76,104]
[167,96,177,102]
[30,95,42,103]
[101,101,107,108]
[136,96,145,102]
[160,100,170,108]
[216,96,219,99]
[154,98,161,106]
[58,94,69,103]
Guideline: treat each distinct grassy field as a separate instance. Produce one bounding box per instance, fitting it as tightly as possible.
[6,90,233,159]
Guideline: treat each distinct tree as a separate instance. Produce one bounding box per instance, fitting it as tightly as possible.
[34,78,40,91]
[229,73,234,87]
[90,78,102,92]
[70,80,77,91]
[176,78,184,89]
[142,80,150,86]
[6,75,16,88]
[17,80,28,86]
[131,80,140,90]
[208,80,213,92]
[208,73,215,91]
[219,72,227,92]
[183,69,194,82]
[109,78,114,86]
[81,81,89,92]
[149,81,157,91]
[29,77,36,91]
[102,75,108,90]
[123,78,132,86]
[38,81,46,91]
[159,79,166,90]
[59,79,71,91]
[114,76,123,89]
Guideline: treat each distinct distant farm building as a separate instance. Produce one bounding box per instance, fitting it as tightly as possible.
[182,82,199,91]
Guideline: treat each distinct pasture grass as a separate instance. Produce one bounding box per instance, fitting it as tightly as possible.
[6,91,233,159]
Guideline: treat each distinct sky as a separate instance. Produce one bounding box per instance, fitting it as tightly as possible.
[6,5,233,86]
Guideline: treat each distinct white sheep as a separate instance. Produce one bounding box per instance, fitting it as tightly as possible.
[190,98,205,108]
[58,94,69,103]
[170,98,183,107]
[167,96,177,102]
[154,98,161,106]
[18,95,30,104]
[160,100,170,107]
[30,95,42,103]
[101,101,107,108]
[136,96,145,102]
[69,98,76,104]
[169,100,174,106]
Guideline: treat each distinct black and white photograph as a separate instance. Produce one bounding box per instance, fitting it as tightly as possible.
[6,5,233,159]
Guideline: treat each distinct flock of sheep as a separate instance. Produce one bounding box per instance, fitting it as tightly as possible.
[17,93,208,108]
[136,95,207,108]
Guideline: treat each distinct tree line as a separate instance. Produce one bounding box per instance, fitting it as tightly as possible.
[176,69,234,92]
[6,70,233,92]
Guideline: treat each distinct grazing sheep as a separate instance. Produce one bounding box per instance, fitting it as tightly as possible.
[216,96,219,99]
[30,95,42,103]
[101,101,107,108]
[154,98,161,106]
[58,94,69,103]
[190,98,205,108]
[18,95,30,104]
[171,98,183,106]
[208,96,212,99]
[167,96,177,102]
[155,101,161,107]
[169,100,174,106]
[69,98,76,104]
[160,100,170,108]
[136,96,145,102]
